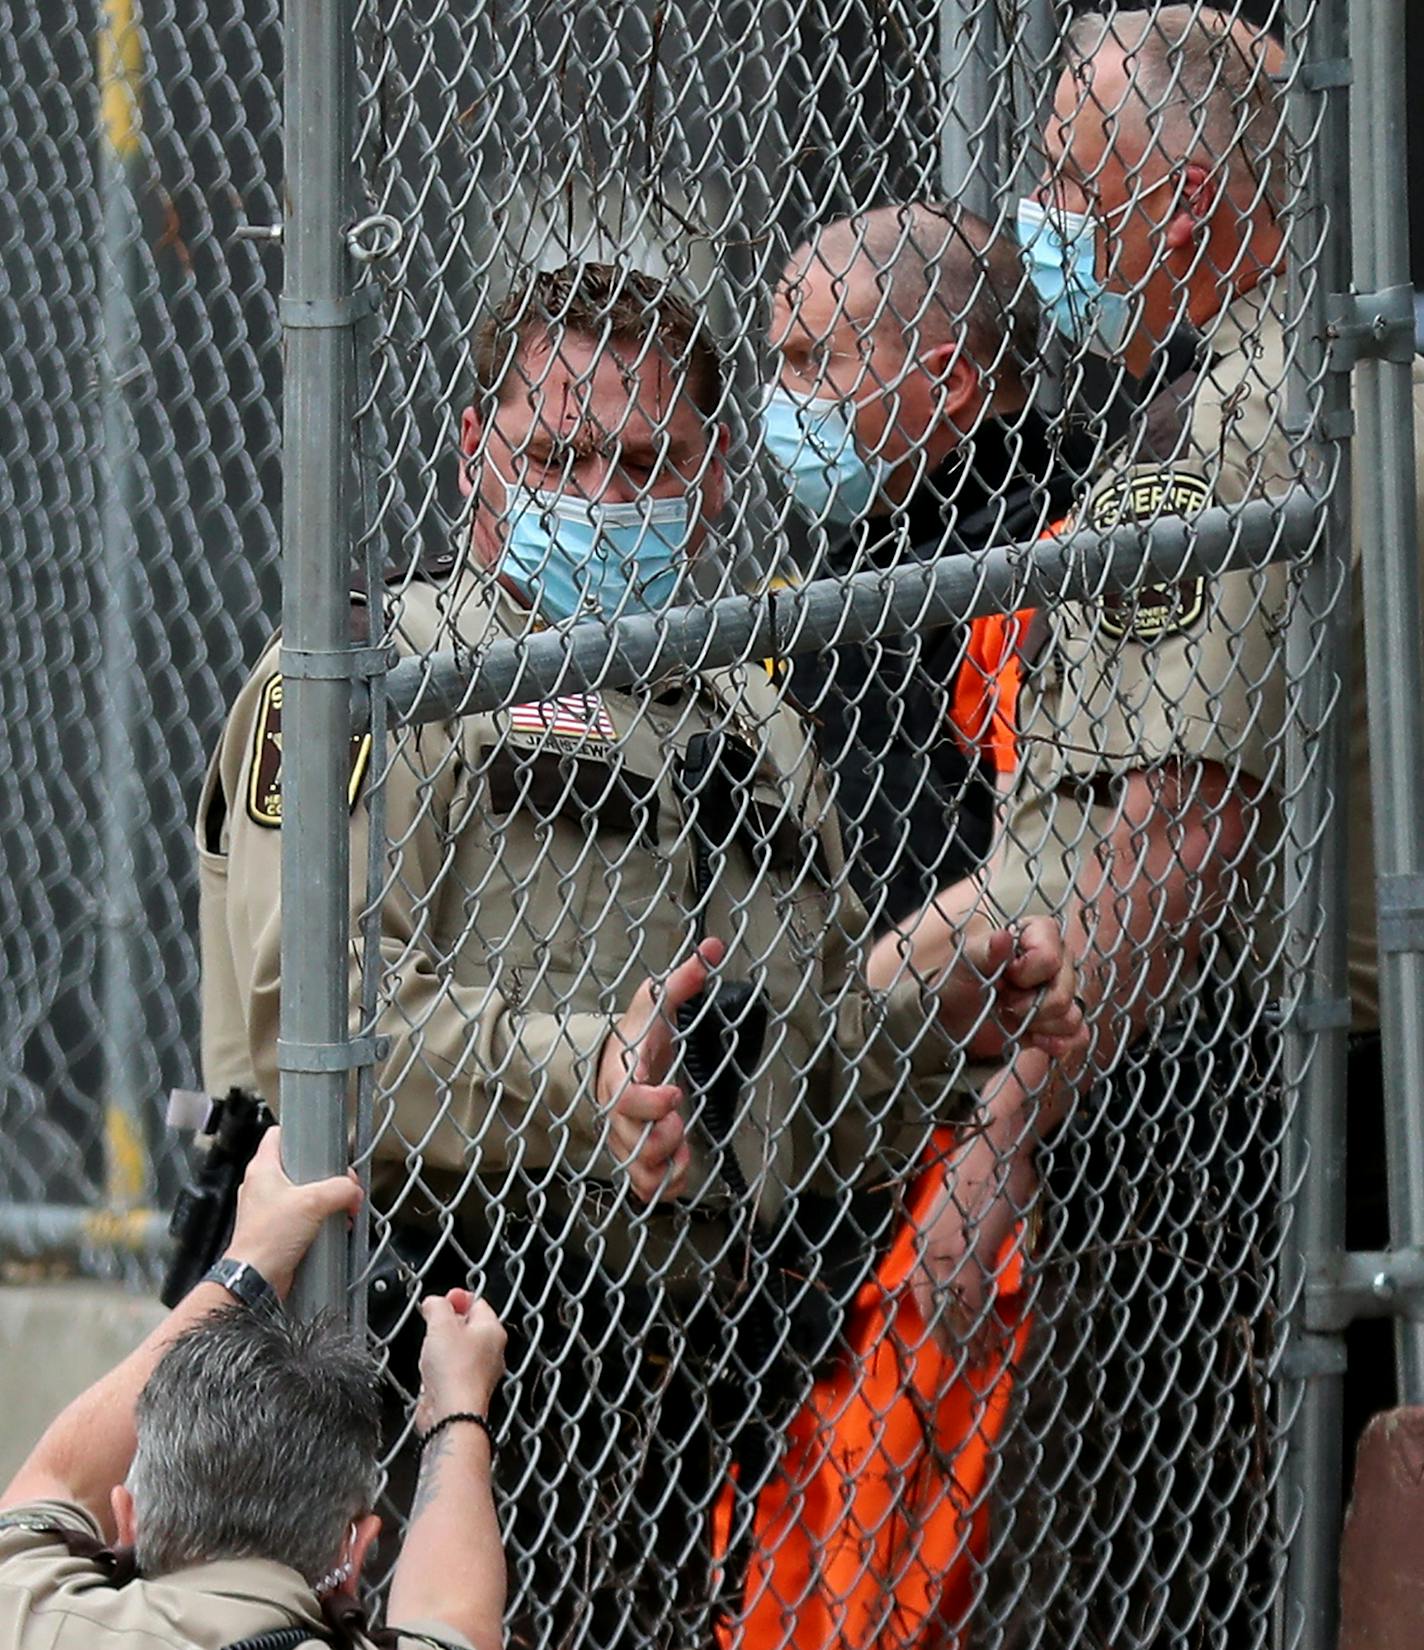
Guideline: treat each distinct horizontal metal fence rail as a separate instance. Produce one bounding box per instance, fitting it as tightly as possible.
[381,488,1323,727]
[0,1204,169,1260]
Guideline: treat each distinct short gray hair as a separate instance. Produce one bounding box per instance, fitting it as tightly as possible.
[1066,5,1284,197]
[812,203,1040,402]
[128,1307,382,1585]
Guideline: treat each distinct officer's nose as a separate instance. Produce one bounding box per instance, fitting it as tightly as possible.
[595,468,641,506]
[559,455,631,506]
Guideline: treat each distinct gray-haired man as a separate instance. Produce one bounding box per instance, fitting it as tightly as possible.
[0,1132,507,1650]
[938,8,1419,1648]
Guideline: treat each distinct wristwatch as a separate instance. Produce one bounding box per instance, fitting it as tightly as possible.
[202,1257,280,1315]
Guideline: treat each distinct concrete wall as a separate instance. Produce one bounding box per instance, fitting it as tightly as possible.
[0,1283,167,1486]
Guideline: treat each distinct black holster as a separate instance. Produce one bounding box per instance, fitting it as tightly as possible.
[161,1090,274,1309]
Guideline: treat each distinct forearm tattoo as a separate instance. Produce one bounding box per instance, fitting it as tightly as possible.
[410,1430,453,1521]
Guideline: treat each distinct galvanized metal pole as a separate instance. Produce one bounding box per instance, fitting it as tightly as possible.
[1009,0,1058,197]
[940,0,1002,218]
[1278,3,1353,1648]
[96,0,150,1214]
[1348,0,1424,1401]
[280,0,357,1316]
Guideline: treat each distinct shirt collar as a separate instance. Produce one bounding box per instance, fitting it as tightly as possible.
[1203,278,1283,361]
[152,1555,326,1629]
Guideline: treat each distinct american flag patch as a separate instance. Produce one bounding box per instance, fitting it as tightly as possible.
[507,693,615,741]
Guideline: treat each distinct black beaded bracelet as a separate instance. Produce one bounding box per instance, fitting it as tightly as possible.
[419,1411,496,1458]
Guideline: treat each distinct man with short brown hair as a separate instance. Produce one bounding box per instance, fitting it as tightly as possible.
[199,259,1085,1648]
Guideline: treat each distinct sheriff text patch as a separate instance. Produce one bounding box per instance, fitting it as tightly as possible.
[1087,467,1212,642]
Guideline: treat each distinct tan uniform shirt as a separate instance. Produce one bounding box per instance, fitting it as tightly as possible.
[0,1501,469,1650]
[987,282,1424,1032]
[199,574,958,1257]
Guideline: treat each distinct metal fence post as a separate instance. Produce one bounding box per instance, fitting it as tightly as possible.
[1278,2,1353,1647]
[1009,0,1058,195]
[96,0,150,1214]
[1011,0,1064,413]
[1348,0,1424,1402]
[940,0,1002,217]
[280,0,357,1316]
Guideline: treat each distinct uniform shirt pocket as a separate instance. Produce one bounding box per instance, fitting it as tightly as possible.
[468,743,681,987]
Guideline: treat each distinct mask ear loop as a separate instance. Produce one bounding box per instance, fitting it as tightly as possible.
[1100,169,1180,227]
[1097,170,1196,352]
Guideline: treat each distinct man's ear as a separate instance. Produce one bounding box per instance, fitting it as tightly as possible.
[111,1485,137,1550]
[1164,162,1215,253]
[458,406,481,499]
[922,343,981,430]
[349,1513,382,1587]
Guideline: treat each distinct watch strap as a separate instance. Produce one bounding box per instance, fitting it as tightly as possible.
[202,1257,280,1315]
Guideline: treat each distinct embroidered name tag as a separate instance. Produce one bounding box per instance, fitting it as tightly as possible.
[506,693,616,747]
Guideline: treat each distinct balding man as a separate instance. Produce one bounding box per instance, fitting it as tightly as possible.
[768,202,1046,529]
[707,202,1089,1650]
[764,203,1084,928]
[903,9,1423,1646]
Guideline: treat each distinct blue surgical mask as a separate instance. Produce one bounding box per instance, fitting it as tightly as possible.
[1016,196,1133,358]
[504,489,692,623]
[762,387,888,524]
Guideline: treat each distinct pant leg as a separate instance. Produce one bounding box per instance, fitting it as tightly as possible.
[480,1229,728,1650]
[1343,1034,1394,1468]
[972,1014,1284,1650]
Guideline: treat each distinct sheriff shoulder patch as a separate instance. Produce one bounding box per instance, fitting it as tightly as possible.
[1087,467,1213,642]
[245,673,373,828]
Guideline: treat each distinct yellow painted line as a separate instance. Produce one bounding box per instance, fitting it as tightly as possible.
[761,573,800,677]
[98,0,142,160]
[83,1206,163,1251]
[104,1103,148,1208]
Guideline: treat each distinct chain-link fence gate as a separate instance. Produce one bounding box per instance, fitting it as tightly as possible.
[8,1,1424,1648]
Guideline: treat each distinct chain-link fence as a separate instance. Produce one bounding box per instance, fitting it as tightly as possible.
[0,0,285,1275]
[8,2,1424,1649]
